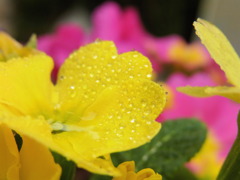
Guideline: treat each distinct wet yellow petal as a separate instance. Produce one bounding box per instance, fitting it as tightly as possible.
[0,54,54,115]
[0,32,39,61]
[53,79,164,158]
[0,124,20,180]
[19,135,61,180]
[194,19,240,87]
[177,85,240,103]
[56,41,153,118]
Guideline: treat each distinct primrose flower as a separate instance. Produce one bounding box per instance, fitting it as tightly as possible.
[177,19,240,103]
[0,38,166,176]
[112,161,162,180]
[0,124,61,180]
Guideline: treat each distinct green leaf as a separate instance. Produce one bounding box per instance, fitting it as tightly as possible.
[167,166,198,180]
[26,34,37,49]
[111,119,207,179]
[52,151,76,180]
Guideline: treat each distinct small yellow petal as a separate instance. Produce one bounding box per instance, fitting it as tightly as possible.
[177,85,240,103]
[0,32,39,61]
[194,19,240,87]
[0,55,54,115]
[19,135,61,180]
[0,124,20,180]
[137,168,162,180]
[113,161,137,180]
[113,161,162,180]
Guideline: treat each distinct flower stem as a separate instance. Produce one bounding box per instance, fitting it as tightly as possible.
[217,111,240,180]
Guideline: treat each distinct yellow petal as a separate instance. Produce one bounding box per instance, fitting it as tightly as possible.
[53,79,164,155]
[137,168,162,180]
[56,41,153,118]
[113,161,137,180]
[51,79,165,175]
[177,85,240,103]
[0,124,20,180]
[19,135,61,180]
[193,19,240,87]
[0,54,54,115]
[0,32,39,61]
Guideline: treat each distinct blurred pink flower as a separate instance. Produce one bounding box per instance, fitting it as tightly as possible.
[91,2,149,53]
[90,2,161,72]
[38,23,86,80]
[38,2,162,75]
[152,35,211,71]
[158,73,240,157]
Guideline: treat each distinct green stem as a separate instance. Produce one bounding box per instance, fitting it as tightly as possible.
[217,111,240,180]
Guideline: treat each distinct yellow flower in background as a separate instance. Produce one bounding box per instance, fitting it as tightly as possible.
[0,32,39,61]
[0,39,166,176]
[112,161,162,180]
[187,132,223,180]
[177,19,240,103]
[0,124,61,180]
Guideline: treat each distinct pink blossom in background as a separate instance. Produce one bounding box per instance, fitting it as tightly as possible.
[91,2,150,54]
[38,23,86,80]
[90,2,161,72]
[37,1,162,74]
[152,35,211,71]
[158,73,240,157]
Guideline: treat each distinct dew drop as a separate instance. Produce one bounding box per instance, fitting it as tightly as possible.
[70,86,75,90]
[130,119,136,123]
[147,74,152,78]
[112,55,117,59]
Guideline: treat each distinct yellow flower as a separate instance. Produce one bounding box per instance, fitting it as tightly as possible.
[0,32,39,61]
[0,39,166,176]
[187,132,223,180]
[0,124,61,180]
[177,19,240,103]
[112,161,162,180]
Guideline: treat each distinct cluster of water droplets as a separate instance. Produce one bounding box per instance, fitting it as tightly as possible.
[55,41,165,147]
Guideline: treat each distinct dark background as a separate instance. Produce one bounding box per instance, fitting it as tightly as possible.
[13,0,201,41]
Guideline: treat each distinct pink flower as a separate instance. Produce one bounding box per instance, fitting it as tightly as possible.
[90,2,161,72]
[158,73,240,157]
[38,23,86,80]
[90,2,150,54]
[152,35,211,71]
